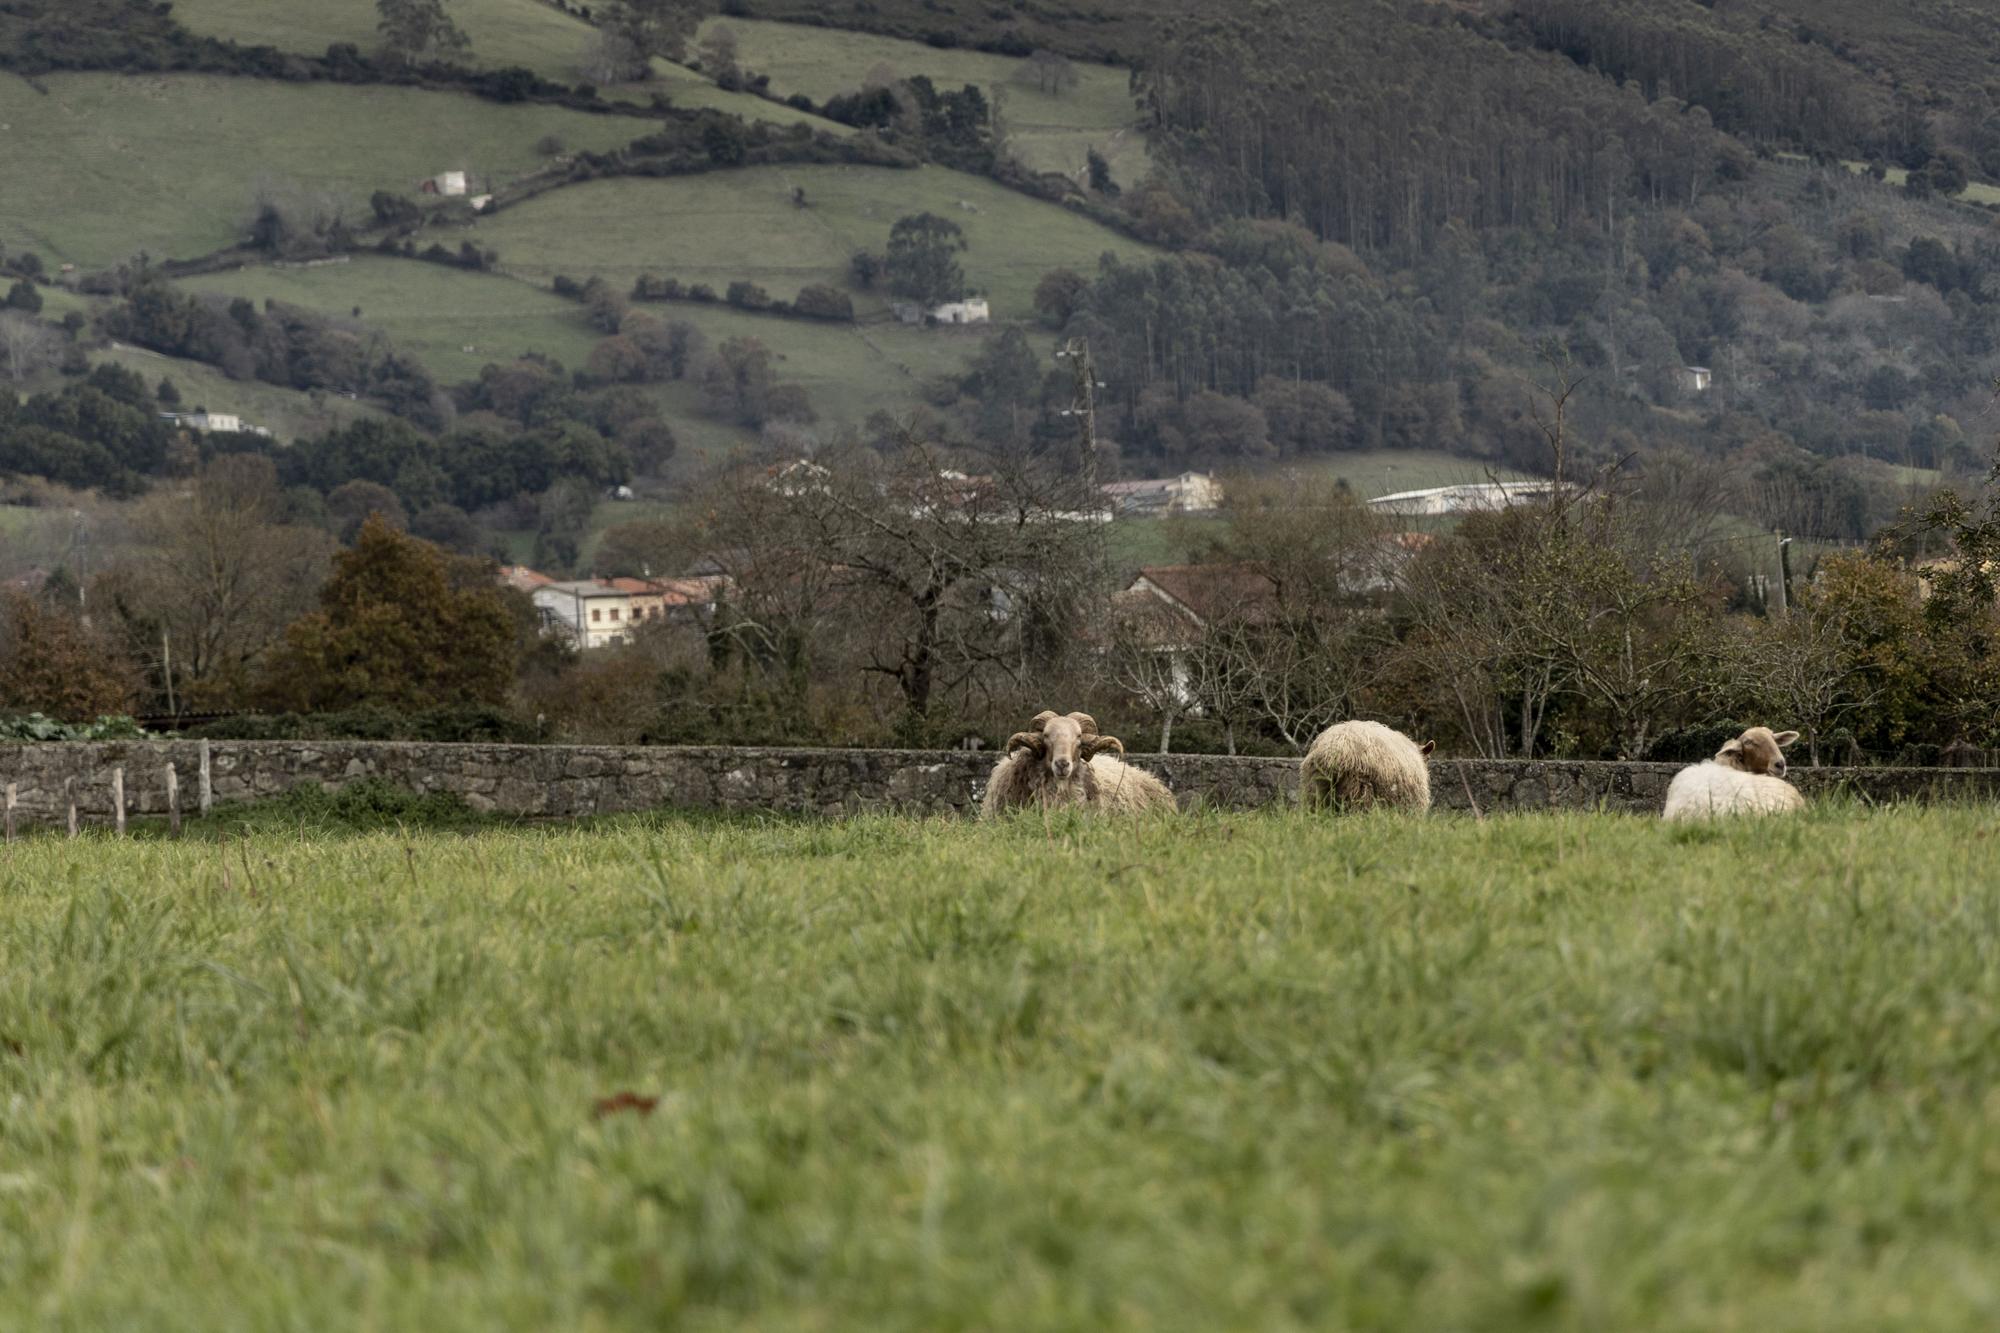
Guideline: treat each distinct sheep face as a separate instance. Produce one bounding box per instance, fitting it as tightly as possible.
[1007,710,1126,789]
[1715,726,1800,778]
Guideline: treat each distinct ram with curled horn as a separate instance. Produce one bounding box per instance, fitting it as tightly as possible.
[980,709,1176,816]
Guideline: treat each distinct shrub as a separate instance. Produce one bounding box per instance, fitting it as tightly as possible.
[0,713,148,742]
[791,284,855,321]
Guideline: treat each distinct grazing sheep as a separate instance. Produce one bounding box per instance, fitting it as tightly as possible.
[1662,726,1805,821]
[1301,720,1436,812]
[980,711,1177,816]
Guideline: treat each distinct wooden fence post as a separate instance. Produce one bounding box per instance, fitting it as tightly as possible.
[166,763,181,838]
[199,740,213,819]
[65,777,77,839]
[113,767,125,838]
[4,783,14,844]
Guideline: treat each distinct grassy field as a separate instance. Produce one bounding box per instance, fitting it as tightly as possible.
[5,806,2000,1328]
[168,0,836,129]
[177,256,988,434]
[0,74,640,269]
[474,163,1152,319]
[705,16,1149,186]
[96,343,387,443]
[177,258,600,385]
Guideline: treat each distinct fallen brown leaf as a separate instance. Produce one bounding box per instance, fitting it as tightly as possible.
[592,1091,659,1120]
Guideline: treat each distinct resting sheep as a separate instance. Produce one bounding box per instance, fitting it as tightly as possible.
[980,711,1177,816]
[1662,726,1805,821]
[1301,720,1435,812]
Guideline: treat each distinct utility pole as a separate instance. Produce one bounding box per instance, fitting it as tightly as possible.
[1775,534,1793,616]
[1056,337,1101,495]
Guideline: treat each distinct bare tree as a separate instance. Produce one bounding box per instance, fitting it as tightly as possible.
[693,429,1106,722]
[97,456,337,710]
[1744,596,1880,766]
[0,312,59,384]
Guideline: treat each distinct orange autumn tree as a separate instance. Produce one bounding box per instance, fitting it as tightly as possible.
[258,517,518,714]
[0,591,139,720]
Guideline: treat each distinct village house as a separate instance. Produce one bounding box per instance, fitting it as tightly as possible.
[420,170,469,197]
[1101,472,1224,517]
[1680,365,1712,394]
[532,580,639,649]
[527,573,730,648]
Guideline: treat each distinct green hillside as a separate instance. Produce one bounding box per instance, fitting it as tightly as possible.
[701,17,1149,185]
[176,257,599,383]
[174,256,983,436]
[475,163,1153,317]
[168,0,839,129]
[0,74,639,267]
[97,344,388,442]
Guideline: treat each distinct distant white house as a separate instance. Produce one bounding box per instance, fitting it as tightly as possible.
[532,576,726,648]
[1680,365,1712,393]
[1101,472,1224,517]
[1368,481,1560,518]
[161,411,262,436]
[420,170,469,197]
[931,298,990,325]
[892,297,991,326]
[533,580,641,650]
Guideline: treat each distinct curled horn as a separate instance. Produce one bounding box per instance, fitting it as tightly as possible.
[1007,730,1048,756]
[1066,711,1100,736]
[1029,710,1060,729]
[1082,733,1126,760]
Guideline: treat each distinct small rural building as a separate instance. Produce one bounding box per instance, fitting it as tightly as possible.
[930,298,990,325]
[1101,472,1224,517]
[420,171,469,197]
[533,580,638,649]
[892,298,992,326]
[1680,365,1712,393]
[1368,480,1559,518]
[161,411,249,435]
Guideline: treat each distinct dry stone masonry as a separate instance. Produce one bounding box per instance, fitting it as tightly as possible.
[0,741,1996,827]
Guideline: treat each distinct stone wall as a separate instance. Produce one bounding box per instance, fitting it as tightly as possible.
[1,741,1997,827]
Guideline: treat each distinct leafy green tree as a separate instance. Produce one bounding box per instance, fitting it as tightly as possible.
[1086,147,1118,195]
[603,0,700,64]
[376,0,470,64]
[5,280,41,314]
[258,518,517,713]
[885,213,968,310]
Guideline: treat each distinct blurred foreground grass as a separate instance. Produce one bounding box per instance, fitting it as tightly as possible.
[4,805,2000,1329]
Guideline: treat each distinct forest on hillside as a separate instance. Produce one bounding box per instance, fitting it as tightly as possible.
[7,0,2000,761]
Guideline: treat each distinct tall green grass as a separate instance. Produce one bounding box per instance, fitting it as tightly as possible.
[4,808,2000,1328]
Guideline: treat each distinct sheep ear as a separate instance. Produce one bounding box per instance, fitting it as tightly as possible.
[1420,740,1436,755]
[1029,710,1059,729]
[1006,731,1047,756]
[1773,731,1800,748]
[1067,711,1099,735]
[1083,734,1125,759]
[1718,739,1744,760]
